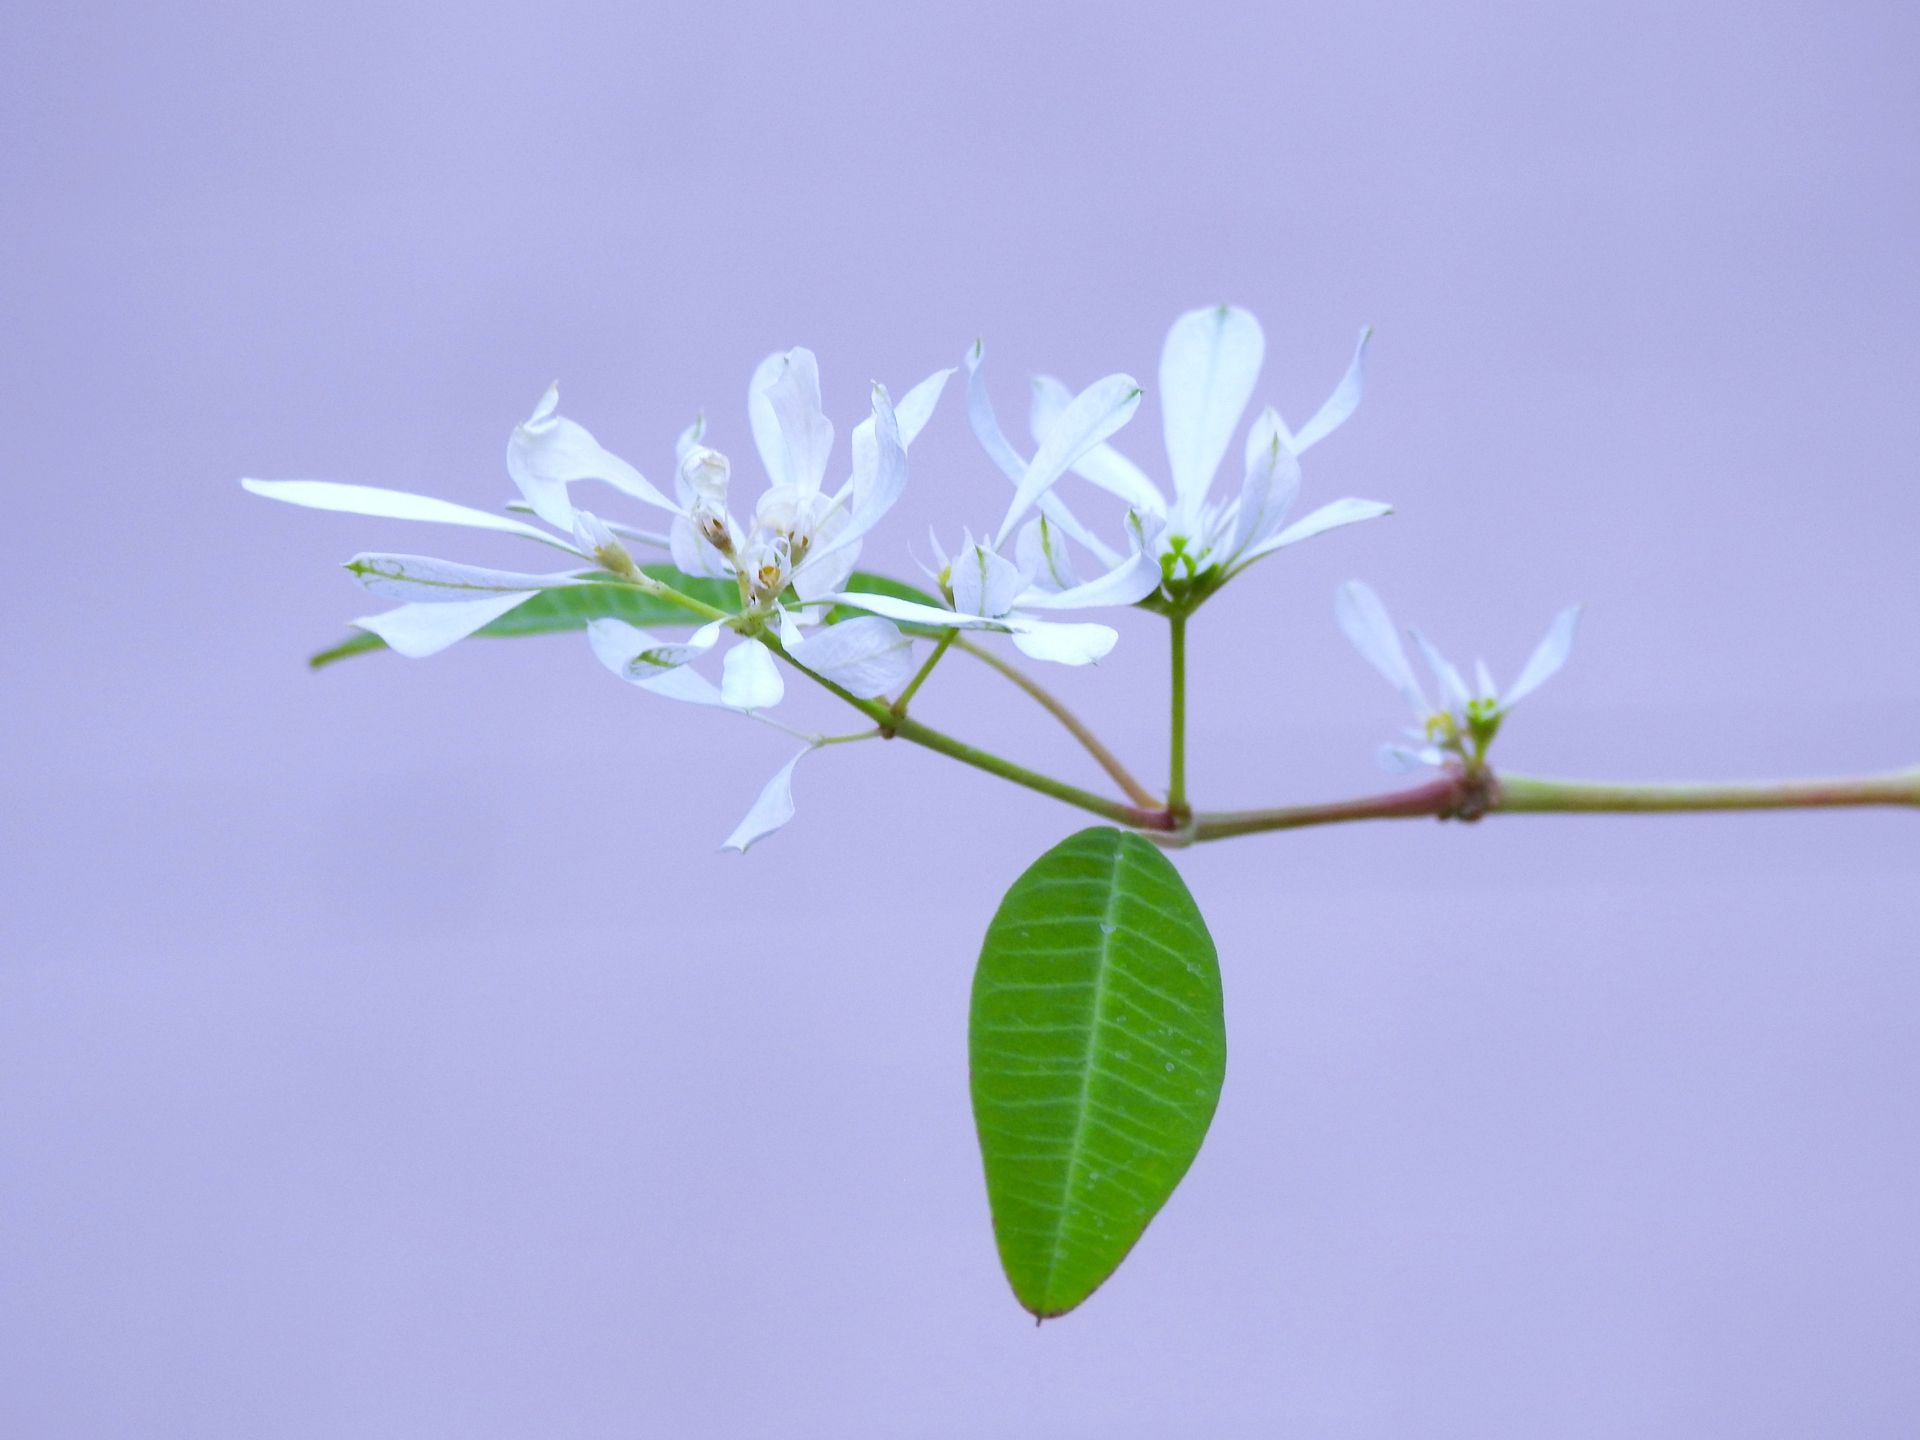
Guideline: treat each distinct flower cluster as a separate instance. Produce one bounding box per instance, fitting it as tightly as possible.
[247,305,1583,846]
[1336,580,1583,771]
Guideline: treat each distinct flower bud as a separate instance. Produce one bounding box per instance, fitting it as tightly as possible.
[679,445,731,505]
[572,508,637,580]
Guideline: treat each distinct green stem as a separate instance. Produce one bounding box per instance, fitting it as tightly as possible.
[1167,612,1189,818]
[1186,766,1920,843]
[622,570,732,623]
[1494,768,1920,814]
[889,630,956,720]
[763,636,1172,831]
[954,637,1159,809]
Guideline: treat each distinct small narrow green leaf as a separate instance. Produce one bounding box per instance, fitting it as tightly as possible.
[969,827,1226,1319]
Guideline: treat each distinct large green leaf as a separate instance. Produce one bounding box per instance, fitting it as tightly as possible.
[308,567,942,668]
[969,827,1226,1319]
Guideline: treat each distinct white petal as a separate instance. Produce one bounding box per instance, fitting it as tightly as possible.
[1007,618,1119,666]
[812,384,905,563]
[963,338,1029,486]
[1474,658,1498,704]
[1159,305,1265,506]
[352,590,539,658]
[761,348,834,495]
[1030,375,1167,517]
[638,664,728,706]
[587,617,725,680]
[673,414,708,463]
[506,386,678,527]
[1016,515,1081,592]
[1502,604,1584,708]
[1014,546,1160,611]
[949,543,1027,619]
[346,553,588,602]
[894,367,954,448]
[1291,327,1372,453]
[720,637,784,710]
[1410,628,1472,716]
[1378,743,1443,772]
[242,479,581,555]
[788,616,917,698]
[1244,497,1393,562]
[1335,581,1427,715]
[747,352,792,488]
[1226,407,1303,561]
[996,373,1142,546]
[819,590,1009,632]
[793,539,859,602]
[670,515,735,579]
[720,747,812,853]
[963,342,1123,567]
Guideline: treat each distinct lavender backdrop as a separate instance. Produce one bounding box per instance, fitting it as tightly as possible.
[4,1,1917,1435]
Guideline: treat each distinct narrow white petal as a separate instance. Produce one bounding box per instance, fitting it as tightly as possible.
[1335,581,1427,715]
[812,384,905,562]
[963,339,1030,486]
[894,367,955,448]
[747,352,792,488]
[720,637,785,710]
[964,343,1123,566]
[352,591,538,658]
[1030,375,1167,517]
[347,553,588,602]
[1226,407,1303,561]
[1245,497,1393,561]
[819,591,1009,631]
[996,373,1142,546]
[720,747,811,853]
[789,616,917,698]
[1291,327,1372,452]
[1378,743,1443,772]
[1410,628,1472,716]
[762,348,834,495]
[1159,305,1265,506]
[1014,546,1159,611]
[1502,604,1584,708]
[242,479,581,555]
[506,387,678,526]
[1007,617,1119,666]
[1474,658,1498,704]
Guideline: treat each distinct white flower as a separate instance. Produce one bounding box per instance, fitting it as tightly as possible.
[816,522,1161,666]
[968,306,1393,605]
[1335,580,1583,769]
[243,348,948,677]
[663,349,954,607]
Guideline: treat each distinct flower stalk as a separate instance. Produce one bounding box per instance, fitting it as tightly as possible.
[1167,611,1190,819]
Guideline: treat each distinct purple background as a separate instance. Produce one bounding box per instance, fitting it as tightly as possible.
[4,1,1917,1434]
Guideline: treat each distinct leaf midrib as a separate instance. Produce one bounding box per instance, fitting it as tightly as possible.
[1033,838,1129,1312]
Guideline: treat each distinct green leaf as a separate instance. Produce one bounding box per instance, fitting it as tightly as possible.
[969,827,1226,1319]
[307,566,940,668]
